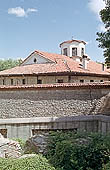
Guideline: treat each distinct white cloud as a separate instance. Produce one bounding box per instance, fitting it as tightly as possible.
[88,0,106,32]
[27,8,38,13]
[8,7,26,17]
[8,7,37,17]
[88,0,105,20]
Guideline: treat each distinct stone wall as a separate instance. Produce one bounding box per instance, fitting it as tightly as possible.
[0,86,109,119]
[0,84,109,139]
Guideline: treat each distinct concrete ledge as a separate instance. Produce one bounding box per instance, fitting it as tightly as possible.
[0,115,109,125]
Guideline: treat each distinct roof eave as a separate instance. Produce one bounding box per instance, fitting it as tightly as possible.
[0,71,110,77]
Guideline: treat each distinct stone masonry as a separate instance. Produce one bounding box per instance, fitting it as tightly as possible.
[0,86,109,119]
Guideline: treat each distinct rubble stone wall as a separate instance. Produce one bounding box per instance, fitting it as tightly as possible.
[0,88,109,119]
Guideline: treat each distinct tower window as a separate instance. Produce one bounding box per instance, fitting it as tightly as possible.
[34,58,37,63]
[81,48,84,56]
[63,48,68,56]
[72,48,77,56]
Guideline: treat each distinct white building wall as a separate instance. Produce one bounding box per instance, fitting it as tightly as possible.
[22,53,52,66]
[60,41,85,58]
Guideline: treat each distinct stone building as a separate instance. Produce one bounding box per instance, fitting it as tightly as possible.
[0,83,109,139]
[0,39,110,85]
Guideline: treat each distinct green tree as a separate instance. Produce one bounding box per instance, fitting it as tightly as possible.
[96,5,110,64]
[0,59,22,71]
[46,132,110,170]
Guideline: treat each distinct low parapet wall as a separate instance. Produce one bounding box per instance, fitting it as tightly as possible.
[0,115,109,139]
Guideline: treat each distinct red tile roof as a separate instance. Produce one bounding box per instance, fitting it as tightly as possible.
[0,82,110,90]
[0,50,110,77]
[59,39,86,47]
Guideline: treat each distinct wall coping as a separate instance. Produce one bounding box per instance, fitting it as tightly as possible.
[0,82,110,91]
[0,115,109,125]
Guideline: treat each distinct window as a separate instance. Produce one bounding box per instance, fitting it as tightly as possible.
[3,79,5,85]
[58,79,63,83]
[63,48,68,56]
[37,80,42,84]
[80,80,84,83]
[90,80,94,82]
[72,48,77,56]
[22,79,26,85]
[11,79,13,85]
[100,80,103,82]
[81,48,84,56]
[34,58,37,63]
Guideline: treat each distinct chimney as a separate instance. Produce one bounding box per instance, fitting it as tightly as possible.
[102,63,105,71]
[82,55,88,69]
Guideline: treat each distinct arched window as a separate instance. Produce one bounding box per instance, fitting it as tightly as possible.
[72,48,77,56]
[63,48,68,56]
[34,58,37,63]
[81,48,84,56]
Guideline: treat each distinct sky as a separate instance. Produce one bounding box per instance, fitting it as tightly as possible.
[0,0,107,62]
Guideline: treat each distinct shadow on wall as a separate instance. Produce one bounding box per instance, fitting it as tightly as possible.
[97,93,110,115]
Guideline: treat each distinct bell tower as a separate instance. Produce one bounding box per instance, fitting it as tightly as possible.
[60,39,86,62]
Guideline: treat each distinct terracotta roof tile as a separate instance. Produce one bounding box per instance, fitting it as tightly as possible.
[0,50,110,77]
[0,82,110,90]
[59,39,86,47]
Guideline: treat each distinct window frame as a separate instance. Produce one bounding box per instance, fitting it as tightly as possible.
[57,79,63,83]
[81,48,84,56]
[22,79,26,85]
[3,79,5,85]
[72,47,77,56]
[80,80,84,83]
[11,79,13,85]
[37,79,42,84]
[34,58,37,63]
[100,80,103,82]
[63,48,68,56]
[90,80,94,83]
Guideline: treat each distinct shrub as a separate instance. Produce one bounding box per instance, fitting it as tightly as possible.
[46,131,110,170]
[13,138,26,150]
[103,162,110,169]
[0,154,55,170]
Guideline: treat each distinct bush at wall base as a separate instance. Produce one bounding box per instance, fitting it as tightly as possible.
[0,154,55,170]
[103,162,110,170]
[46,131,110,170]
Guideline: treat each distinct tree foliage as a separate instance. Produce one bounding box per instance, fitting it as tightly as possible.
[0,59,22,71]
[96,6,110,64]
